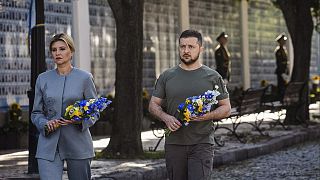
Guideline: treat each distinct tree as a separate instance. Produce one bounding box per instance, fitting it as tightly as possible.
[102,0,144,158]
[272,0,319,125]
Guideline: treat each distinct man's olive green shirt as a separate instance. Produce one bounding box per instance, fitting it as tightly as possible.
[152,65,229,145]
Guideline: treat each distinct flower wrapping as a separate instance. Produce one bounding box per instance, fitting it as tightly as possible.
[166,87,220,135]
[45,97,112,136]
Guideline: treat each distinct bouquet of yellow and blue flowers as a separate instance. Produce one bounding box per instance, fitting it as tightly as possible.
[166,87,220,135]
[45,97,112,136]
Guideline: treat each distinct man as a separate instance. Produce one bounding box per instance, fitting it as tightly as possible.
[274,33,289,98]
[148,30,231,180]
[215,32,231,83]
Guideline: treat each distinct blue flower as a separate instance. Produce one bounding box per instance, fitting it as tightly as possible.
[79,100,87,107]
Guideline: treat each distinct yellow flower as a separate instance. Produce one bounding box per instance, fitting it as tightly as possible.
[142,89,150,98]
[184,109,191,122]
[10,102,21,110]
[65,106,74,117]
[70,107,82,118]
[311,75,320,85]
[65,105,73,112]
[260,80,268,87]
[312,75,320,81]
[196,99,203,112]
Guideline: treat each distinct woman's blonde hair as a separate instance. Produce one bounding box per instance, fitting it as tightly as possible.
[49,33,75,52]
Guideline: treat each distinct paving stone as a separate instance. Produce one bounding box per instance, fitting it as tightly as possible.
[211,140,320,180]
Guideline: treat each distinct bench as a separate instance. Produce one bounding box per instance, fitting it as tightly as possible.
[214,87,266,144]
[148,119,166,151]
[263,81,306,129]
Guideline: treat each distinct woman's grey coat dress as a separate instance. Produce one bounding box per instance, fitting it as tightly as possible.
[31,68,98,161]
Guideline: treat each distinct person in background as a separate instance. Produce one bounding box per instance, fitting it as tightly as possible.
[31,33,98,180]
[215,32,231,83]
[274,33,289,99]
[149,29,231,180]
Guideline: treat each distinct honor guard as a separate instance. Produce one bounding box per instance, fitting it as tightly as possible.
[215,32,231,83]
[274,33,289,98]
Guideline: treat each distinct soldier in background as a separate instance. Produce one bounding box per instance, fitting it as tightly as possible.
[215,32,231,83]
[274,33,289,98]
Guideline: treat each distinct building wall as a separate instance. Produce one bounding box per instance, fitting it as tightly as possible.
[248,0,287,88]
[88,0,180,95]
[143,0,180,93]
[0,0,32,107]
[44,0,72,70]
[89,0,116,96]
[0,0,319,108]
[189,0,242,89]
[0,0,72,108]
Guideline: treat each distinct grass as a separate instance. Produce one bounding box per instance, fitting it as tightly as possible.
[95,150,165,160]
[141,150,165,159]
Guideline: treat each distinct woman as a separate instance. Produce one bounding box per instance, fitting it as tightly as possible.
[31,33,97,180]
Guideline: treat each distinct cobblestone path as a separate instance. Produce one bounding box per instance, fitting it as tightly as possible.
[211,140,320,180]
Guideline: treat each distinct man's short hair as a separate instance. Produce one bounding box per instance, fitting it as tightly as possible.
[179,29,203,46]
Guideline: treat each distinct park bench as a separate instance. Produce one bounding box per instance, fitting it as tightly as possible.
[214,87,267,144]
[148,119,166,151]
[263,81,306,129]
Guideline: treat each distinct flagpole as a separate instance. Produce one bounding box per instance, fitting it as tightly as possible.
[27,0,46,174]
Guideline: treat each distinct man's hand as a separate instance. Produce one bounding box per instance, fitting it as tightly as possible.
[190,98,231,122]
[149,96,182,132]
[163,115,182,132]
[190,113,211,122]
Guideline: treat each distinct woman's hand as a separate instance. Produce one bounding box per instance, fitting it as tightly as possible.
[57,118,76,125]
[45,118,77,136]
[46,119,61,133]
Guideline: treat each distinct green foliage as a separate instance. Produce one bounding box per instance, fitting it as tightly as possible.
[0,103,28,135]
[310,75,320,103]
[142,89,151,117]
[141,150,165,159]
[0,119,28,135]
[270,0,280,8]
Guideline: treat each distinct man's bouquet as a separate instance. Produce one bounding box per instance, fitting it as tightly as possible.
[45,97,112,136]
[166,87,220,135]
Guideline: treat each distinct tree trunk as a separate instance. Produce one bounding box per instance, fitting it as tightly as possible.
[103,0,144,158]
[276,0,313,124]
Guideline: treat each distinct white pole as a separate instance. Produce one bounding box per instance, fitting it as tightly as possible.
[179,0,190,32]
[240,0,250,89]
[287,34,294,77]
[72,0,91,72]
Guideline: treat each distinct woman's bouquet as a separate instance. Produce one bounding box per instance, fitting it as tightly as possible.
[166,87,220,135]
[45,97,112,136]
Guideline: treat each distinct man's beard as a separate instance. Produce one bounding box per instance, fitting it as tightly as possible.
[180,53,200,65]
